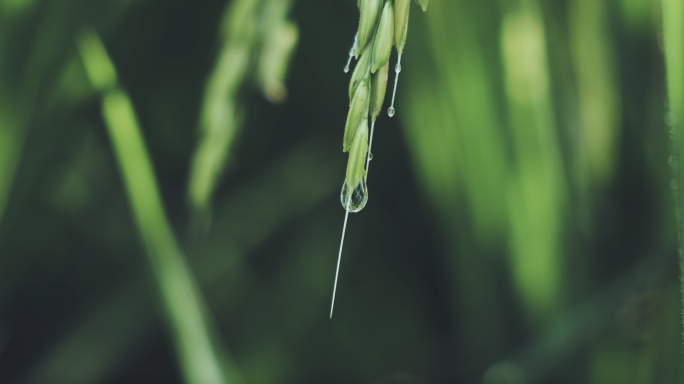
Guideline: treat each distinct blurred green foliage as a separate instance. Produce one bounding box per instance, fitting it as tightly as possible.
[0,0,681,383]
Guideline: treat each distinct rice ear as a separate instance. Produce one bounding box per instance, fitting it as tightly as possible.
[370,62,389,121]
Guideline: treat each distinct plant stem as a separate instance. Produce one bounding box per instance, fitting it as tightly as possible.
[662,0,684,350]
[79,30,238,384]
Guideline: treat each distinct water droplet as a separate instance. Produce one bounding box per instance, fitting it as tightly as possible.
[672,179,679,190]
[669,155,678,169]
[388,55,402,119]
[369,152,373,161]
[348,33,359,57]
[344,56,353,73]
[344,33,359,73]
[670,129,679,141]
[666,112,677,126]
[340,180,368,212]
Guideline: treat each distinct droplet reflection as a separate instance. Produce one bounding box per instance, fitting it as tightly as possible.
[340,180,368,212]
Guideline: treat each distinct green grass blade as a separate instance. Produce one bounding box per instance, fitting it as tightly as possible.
[79,30,238,384]
[500,1,567,322]
[102,90,229,384]
[402,0,510,366]
[662,0,684,349]
[0,101,24,229]
[568,0,620,191]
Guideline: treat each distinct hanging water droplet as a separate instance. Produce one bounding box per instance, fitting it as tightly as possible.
[669,155,678,169]
[340,180,369,212]
[670,129,679,141]
[666,112,677,126]
[349,33,359,56]
[388,54,402,119]
[344,33,359,73]
[369,152,373,161]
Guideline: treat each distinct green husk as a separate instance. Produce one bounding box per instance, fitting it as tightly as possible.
[370,62,389,120]
[343,79,370,152]
[371,1,394,73]
[349,45,371,101]
[357,0,382,56]
[345,119,369,189]
[394,0,410,54]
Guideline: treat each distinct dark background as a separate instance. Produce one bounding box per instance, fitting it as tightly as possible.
[0,0,680,383]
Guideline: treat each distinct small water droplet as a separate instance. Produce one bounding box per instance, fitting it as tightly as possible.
[344,55,353,73]
[348,33,359,57]
[669,155,678,169]
[395,63,402,73]
[344,33,359,72]
[369,152,373,161]
[340,180,368,212]
[388,107,395,117]
[670,129,679,141]
[672,179,679,190]
[666,112,677,126]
